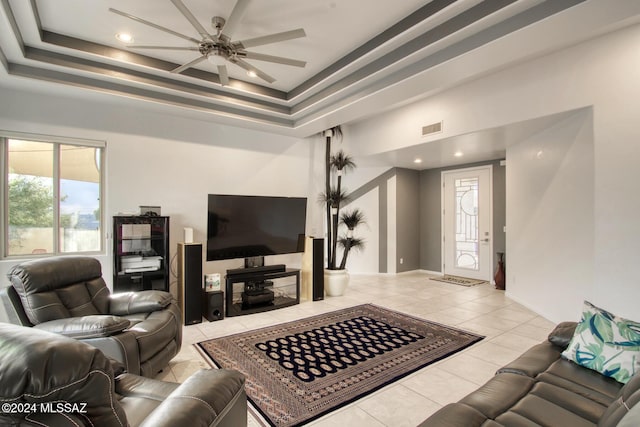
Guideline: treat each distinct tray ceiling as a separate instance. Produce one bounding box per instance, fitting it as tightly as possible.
[0,0,637,138]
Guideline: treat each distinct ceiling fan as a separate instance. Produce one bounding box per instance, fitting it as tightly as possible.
[109,0,306,85]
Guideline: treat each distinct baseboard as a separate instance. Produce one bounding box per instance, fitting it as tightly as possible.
[349,269,444,277]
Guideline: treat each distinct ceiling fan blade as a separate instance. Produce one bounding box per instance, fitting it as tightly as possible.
[243,52,306,68]
[171,55,208,74]
[170,0,213,40]
[218,65,229,86]
[109,8,200,44]
[232,58,275,84]
[234,29,306,49]
[220,0,251,40]
[127,46,200,51]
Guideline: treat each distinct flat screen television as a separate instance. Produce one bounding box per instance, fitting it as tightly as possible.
[206,194,307,262]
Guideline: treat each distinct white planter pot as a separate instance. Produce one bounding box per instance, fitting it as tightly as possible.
[324,269,350,296]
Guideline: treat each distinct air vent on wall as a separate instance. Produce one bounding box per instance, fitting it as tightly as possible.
[422,121,443,136]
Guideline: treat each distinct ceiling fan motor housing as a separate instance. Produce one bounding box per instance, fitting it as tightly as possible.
[211,16,226,32]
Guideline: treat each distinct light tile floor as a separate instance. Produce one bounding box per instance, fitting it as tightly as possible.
[155,271,556,426]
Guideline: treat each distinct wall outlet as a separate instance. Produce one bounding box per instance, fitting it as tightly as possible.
[400,258,404,264]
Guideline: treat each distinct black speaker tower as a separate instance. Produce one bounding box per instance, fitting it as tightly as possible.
[177,243,203,325]
[312,238,324,301]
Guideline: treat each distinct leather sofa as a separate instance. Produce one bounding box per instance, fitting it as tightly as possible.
[0,256,181,377]
[0,323,247,427]
[419,322,640,426]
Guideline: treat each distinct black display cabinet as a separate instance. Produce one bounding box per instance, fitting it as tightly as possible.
[113,215,169,292]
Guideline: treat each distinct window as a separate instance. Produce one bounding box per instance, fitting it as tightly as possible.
[2,133,104,257]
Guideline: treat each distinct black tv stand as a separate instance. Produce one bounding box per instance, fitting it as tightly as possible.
[226,264,286,279]
[225,267,299,317]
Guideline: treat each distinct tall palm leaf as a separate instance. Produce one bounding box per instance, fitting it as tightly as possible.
[340,209,365,231]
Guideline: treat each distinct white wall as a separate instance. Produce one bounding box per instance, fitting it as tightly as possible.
[507,110,594,321]
[0,87,311,302]
[345,24,640,322]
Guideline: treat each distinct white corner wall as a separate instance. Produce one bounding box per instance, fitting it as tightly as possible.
[506,110,594,321]
[0,87,311,298]
[346,24,640,322]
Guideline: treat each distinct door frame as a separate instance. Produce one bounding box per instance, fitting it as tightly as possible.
[440,165,494,281]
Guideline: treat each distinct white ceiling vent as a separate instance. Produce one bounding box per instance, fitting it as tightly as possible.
[422,121,443,136]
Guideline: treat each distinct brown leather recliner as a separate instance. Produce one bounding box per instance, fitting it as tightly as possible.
[0,256,181,377]
[0,323,247,427]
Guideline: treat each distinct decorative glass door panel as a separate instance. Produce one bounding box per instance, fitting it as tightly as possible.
[442,166,492,281]
[455,177,479,270]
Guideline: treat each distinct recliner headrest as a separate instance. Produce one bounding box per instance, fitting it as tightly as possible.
[8,256,102,294]
[7,256,110,324]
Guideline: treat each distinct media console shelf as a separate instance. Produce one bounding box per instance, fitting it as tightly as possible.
[225,268,300,317]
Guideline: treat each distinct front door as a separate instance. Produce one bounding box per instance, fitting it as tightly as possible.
[442,165,493,281]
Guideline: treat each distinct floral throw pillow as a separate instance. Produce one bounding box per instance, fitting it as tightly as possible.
[562,301,640,383]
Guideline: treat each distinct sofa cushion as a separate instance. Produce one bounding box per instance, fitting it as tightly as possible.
[498,341,562,378]
[530,381,608,423]
[537,359,622,406]
[459,373,536,419]
[562,301,640,384]
[501,394,596,427]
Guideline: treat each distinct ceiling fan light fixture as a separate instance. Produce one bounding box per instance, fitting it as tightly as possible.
[111,0,306,85]
[115,33,134,43]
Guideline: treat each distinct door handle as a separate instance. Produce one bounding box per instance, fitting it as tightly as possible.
[482,238,490,242]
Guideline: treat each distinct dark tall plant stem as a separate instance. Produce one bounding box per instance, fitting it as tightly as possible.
[329,150,355,269]
[325,132,332,269]
[339,239,351,270]
[330,171,342,268]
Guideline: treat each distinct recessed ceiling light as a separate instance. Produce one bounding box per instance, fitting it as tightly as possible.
[454,151,464,157]
[414,158,422,164]
[247,70,257,78]
[115,33,133,43]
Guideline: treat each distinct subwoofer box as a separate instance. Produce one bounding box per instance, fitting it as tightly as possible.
[204,291,224,321]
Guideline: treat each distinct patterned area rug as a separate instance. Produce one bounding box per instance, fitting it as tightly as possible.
[197,304,483,427]
[430,275,488,287]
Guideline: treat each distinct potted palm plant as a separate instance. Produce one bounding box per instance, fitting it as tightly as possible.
[320,126,366,296]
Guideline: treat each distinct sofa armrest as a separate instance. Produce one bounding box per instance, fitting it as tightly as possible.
[547,321,577,349]
[33,315,130,339]
[109,291,173,315]
[139,369,246,427]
